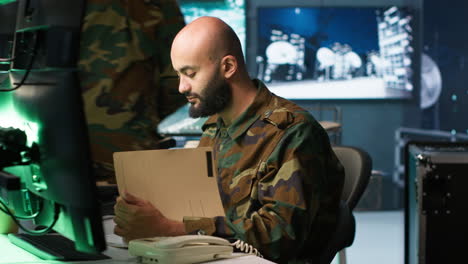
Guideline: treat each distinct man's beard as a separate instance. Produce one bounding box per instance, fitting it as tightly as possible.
[187,77,231,118]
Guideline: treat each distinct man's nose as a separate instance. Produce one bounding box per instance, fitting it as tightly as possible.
[178,77,190,94]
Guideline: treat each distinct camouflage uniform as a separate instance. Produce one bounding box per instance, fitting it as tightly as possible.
[184,80,344,263]
[78,0,186,181]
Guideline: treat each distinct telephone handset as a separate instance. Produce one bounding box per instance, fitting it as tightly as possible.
[128,235,234,264]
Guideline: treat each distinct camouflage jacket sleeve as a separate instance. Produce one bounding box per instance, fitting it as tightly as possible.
[78,0,186,180]
[184,117,343,263]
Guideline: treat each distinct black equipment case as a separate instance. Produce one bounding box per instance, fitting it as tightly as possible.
[405,142,468,264]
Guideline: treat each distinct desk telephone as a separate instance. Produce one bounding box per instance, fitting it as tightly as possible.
[129,235,234,264]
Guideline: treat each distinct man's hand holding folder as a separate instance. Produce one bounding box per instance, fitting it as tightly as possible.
[113,191,186,242]
[112,147,224,241]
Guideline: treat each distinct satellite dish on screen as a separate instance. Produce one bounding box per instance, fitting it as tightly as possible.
[265,41,298,64]
[369,54,382,66]
[344,51,362,68]
[316,47,335,67]
[420,53,442,109]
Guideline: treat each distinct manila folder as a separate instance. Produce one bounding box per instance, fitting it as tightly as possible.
[113,147,225,221]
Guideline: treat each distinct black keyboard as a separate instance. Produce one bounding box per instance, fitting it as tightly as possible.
[8,233,109,261]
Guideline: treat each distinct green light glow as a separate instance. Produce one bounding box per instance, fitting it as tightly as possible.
[52,207,75,242]
[0,0,16,6]
[0,93,40,145]
[84,217,95,247]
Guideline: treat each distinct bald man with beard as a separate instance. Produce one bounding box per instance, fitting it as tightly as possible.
[113,17,344,264]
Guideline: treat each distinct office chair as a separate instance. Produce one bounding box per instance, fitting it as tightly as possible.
[320,146,372,264]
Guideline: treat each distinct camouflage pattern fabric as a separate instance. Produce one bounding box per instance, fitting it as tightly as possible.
[78,0,186,182]
[184,80,345,263]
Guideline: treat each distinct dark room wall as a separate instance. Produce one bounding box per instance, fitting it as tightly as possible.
[421,0,468,133]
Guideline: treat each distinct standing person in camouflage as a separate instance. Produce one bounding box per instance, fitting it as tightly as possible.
[113,16,344,263]
[78,0,187,182]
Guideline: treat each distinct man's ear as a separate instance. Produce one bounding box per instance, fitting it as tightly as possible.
[221,55,237,79]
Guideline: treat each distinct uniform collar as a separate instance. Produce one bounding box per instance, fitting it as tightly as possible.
[202,79,274,140]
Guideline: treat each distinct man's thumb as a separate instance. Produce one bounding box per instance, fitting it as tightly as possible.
[122,191,144,205]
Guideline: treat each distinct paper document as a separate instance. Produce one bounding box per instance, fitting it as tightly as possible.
[113,147,225,221]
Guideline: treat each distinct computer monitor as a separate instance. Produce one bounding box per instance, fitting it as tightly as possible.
[246,0,421,100]
[0,0,106,258]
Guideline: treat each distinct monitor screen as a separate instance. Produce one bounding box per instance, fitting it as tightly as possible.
[247,3,417,100]
[0,0,106,257]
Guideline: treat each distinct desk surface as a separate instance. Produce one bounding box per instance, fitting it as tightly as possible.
[0,235,271,263]
[0,218,274,264]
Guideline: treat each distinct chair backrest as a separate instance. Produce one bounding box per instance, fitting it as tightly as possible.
[333,146,372,210]
[319,146,372,264]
